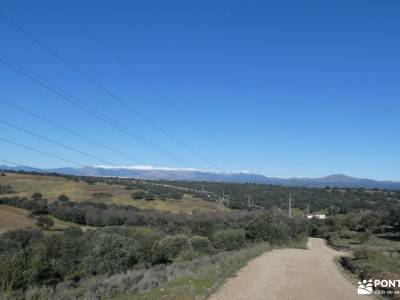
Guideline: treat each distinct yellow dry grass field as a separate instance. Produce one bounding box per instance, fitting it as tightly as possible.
[0,205,73,235]
[0,172,227,213]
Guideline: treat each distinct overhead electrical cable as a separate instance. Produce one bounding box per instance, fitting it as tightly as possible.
[0,137,85,167]
[0,95,145,165]
[0,157,38,170]
[0,119,116,166]
[58,4,224,152]
[0,53,188,167]
[0,11,222,172]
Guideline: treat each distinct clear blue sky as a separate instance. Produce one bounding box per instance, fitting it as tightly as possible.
[0,0,399,180]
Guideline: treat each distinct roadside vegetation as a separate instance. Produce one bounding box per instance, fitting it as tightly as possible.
[0,213,305,299]
[1,170,400,299]
[308,209,400,297]
[0,172,307,299]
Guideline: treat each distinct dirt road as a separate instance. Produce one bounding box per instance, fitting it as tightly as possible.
[209,238,373,300]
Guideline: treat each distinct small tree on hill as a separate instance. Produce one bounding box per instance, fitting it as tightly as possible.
[388,209,400,233]
[31,193,43,201]
[213,229,246,251]
[145,192,155,201]
[36,216,54,230]
[58,194,70,202]
[132,191,146,199]
[151,235,189,264]
[189,236,211,254]
[359,214,380,232]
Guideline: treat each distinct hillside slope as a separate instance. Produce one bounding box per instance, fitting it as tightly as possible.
[0,172,227,213]
[0,205,76,235]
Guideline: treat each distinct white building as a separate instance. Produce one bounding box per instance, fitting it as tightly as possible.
[305,214,326,220]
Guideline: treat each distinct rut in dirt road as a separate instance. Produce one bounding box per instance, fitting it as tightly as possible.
[209,238,373,300]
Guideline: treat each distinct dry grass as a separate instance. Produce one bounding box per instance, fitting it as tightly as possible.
[0,172,227,213]
[130,194,229,213]
[0,205,75,235]
[0,172,126,202]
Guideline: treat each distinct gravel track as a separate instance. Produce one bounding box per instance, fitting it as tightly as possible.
[209,238,373,300]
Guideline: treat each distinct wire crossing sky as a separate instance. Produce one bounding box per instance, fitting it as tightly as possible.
[1,0,400,180]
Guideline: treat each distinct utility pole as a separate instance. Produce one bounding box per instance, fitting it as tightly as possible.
[247,193,251,209]
[221,189,225,207]
[288,194,292,219]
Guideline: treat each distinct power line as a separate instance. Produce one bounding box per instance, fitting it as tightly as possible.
[0,137,85,167]
[0,158,20,166]
[0,119,116,166]
[0,10,222,172]
[57,4,224,153]
[0,157,36,170]
[0,95,145,165]
[0,53,188,167]
[0,157,46,174]
[0,53,187,166]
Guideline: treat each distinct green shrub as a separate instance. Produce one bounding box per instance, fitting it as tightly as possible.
[340,256,358,274]
[190,219,215,238]
[359,214,380,231]
[132,191,146,199]
[83,233,139,275]
[36,216,54,229]
[57,194,70,202]
[189,236,211,254]
[357,232,371,244]
[213,229,246,251]
[152,235,189,264]
[0,250,30,290]
[354,248,371,259]
[1,229,43,249]
[308,224,330,237]
[246,214,288,245]
[31,193,43,201]
[145,192,155,201]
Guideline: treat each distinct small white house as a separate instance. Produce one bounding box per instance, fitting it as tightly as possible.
[305,214,326,220]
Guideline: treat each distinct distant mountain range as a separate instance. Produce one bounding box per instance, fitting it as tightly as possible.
[1,165,400,190]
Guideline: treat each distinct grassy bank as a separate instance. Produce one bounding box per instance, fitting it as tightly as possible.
[114,237,308,300]
[328,231,400,274]
[327,230,400,297]
[7,242,271,300]
[115,242,271,300]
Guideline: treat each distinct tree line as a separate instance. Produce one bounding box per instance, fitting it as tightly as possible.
[0,194,306,293]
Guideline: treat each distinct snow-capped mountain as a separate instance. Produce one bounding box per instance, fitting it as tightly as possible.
[1,165,400,189]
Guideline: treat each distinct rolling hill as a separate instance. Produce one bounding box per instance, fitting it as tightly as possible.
[2,165,400,189]
[0,205,82,235]
[0,172,227,214]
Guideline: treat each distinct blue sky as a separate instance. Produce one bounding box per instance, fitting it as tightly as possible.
[0,0,399,180]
